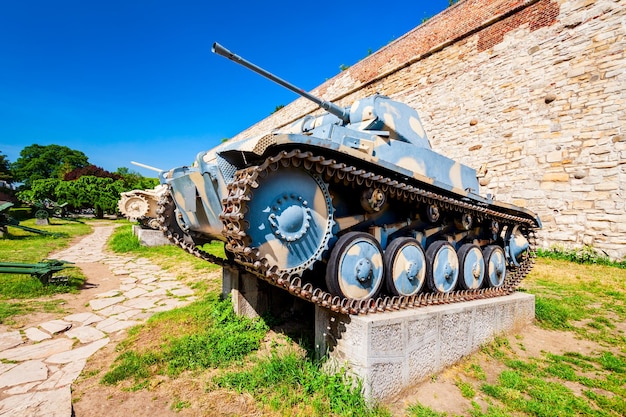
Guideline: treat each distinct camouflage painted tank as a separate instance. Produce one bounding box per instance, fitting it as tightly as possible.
[157,43,541,315]
[118,185,167,229]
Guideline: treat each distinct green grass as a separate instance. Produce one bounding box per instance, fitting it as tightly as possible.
[0,218,92,260]
[406,257,626,416]
[0,218,92,323]
[170,398,191,412]
[101,293,268,387]
[456,380,476,398]
[479,348,626,417]
[524,258,626,348]
[98,229,626,416]
[213,351,389,417]
[537,245,626,269]
[108,225,224,275]
[406,404,449,417]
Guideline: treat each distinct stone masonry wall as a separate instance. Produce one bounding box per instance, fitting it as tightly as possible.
[231,0,626,260]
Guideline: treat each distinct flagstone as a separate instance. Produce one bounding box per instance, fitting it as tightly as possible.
[0,385,72,417]
[3,380,40,395]
[159,273,177,281]
[65,326,106,344]
[170,287,195,297]
[0,360,47,388]
[111,309,142,321]
[123,296,160,310]
[0,339,74,361]
[94,289,121,298]
[37,359,86,390]
[124,287,148,299]
[45,338,109,364]
[89,295,125,310]
[97,304,133,316]
[0,363,17,376]
[156,281,182,290]
[97,318,139,333]
[39,320,72,335]
[63,312,103,326]
[24,328,52,342]
[0,331,23,351]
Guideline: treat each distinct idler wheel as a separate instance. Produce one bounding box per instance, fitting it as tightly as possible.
[425,241,459,294]
[483,245,507,287]
[384,237,426,296]
[457,243,485,290]
[326,232,384,300]
[119,195,149,220]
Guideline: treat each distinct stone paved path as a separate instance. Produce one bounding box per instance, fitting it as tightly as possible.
[0,225,196,416]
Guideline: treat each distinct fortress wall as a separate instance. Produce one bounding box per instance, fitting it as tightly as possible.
[231,0,626,260]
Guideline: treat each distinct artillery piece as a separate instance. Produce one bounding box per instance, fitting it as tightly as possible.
[0,202,55,236]
[33,199,69,221]
[157,43,541,315]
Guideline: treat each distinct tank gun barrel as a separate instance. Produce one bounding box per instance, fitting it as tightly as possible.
[212,42,350,123]
[131,161,164,173]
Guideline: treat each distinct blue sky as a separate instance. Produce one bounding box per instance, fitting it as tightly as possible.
[1,0,451,177]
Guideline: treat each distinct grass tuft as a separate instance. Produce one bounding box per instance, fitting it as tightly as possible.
[101,293,268,384]
[537,245,626,269]
[214,350,389,417]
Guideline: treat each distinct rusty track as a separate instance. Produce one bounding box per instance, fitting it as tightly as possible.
[159,149,538,315]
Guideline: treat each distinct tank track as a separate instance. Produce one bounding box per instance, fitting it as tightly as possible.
[156,189,234,268]
[160,149,538,315]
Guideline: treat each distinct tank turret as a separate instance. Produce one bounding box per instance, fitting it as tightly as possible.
[157,43,540,315]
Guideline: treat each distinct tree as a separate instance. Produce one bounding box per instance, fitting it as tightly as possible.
[0,151,13,184]
[55,176,125,218]
[16,178,61,204]
[12,144,89,188]
[114,167,159,190]
[64,164,120,181]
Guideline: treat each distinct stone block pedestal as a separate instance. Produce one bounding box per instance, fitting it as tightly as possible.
[222,268,535,401]
[132,225,171,246]
[316,292,535,400]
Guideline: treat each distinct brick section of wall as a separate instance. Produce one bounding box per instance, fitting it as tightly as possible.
[477,0,559,51]
[231,0,626,260]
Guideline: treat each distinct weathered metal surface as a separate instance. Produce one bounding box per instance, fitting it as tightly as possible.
[118,185,167,229]
[0,202,56,236]
[156,43,541,315]
[0,259,75,284]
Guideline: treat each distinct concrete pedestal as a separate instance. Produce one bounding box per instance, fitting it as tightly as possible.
[316,292,534,400]
[222,268,535,401]
[132,225,171,246]
[222,267,309,319]
[35,218,49,226]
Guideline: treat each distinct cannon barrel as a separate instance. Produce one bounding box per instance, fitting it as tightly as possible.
[212,42,350,123]
[131,161,164,173]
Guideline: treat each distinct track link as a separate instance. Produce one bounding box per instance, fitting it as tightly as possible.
[160,149,538,315]
[156,189,234,268]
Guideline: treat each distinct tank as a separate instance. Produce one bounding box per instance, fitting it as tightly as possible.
[157,43,541,315]
[118,185,167,229]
